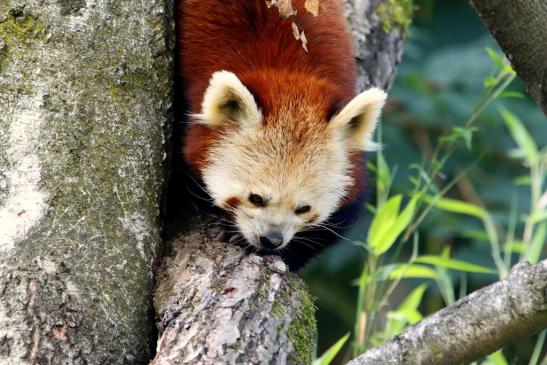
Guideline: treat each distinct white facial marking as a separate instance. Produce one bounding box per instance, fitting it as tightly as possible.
[202,106,353,250]
[199,73,386,250]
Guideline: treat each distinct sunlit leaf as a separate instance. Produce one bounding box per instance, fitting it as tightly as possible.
[485,47,506,71]
[368,195,401,252]
[499,91,524,99]
[399,284,428,313]
[499,106,539,165]
[415,255,496,274]
[312,333,350,365]
[385,285,428,338]
[505,241,526,254]
[424,196,487,219]
[487,350,509,365]
[387,264,437,280]
[368,196,417,256]
[485,47,514,74]
[530,211,547,224]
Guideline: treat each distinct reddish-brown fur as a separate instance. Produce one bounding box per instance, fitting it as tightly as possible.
[178,0,364,205]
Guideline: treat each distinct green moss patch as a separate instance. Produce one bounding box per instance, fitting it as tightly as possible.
[376,0,414,33]
[287,275,316,365]
[0,11,47,70]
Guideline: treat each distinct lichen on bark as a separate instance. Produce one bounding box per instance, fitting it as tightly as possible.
[0,0,174,363]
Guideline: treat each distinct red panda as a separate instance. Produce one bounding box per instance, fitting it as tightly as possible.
[177,0,386,269]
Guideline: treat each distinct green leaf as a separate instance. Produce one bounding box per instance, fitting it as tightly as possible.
[385,285,428,338]
[440,127,478,150]
[377,152,391,195]
[527,223,546,264]
[462,230,490,241]
[387,264,438,280]
[368,195,401,251]
[530,211,547,224]
[398,284,428,314]
[505,241,526,254]
[483,75,497,88]
[500,91,524,99]
[513,175,532,186]
[368,196,417,256]
[415,255,496,274]
[499,106,539,165]
[312,333,350,365]
[485,47,506,71]
[424,196,487,219]
[488,350,509,365]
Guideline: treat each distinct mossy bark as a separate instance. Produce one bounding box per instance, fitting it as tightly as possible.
[0,1,173,364]
[151,216,316,365]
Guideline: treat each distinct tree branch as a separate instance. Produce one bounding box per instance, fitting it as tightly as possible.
[469,0,547,116]
[151,216,316,364]
[348,260,547,365]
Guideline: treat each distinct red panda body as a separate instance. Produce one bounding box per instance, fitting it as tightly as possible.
[177,0,386,269]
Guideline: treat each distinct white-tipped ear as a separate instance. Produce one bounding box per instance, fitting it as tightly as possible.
[195,71,262,128]
[329,88,387,151]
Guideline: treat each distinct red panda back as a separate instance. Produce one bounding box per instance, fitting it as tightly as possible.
[178,0,357,114]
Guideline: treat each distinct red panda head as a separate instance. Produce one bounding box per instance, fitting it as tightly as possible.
[188,70,386,251]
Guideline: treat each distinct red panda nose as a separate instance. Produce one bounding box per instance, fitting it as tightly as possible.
[259,231,284,249]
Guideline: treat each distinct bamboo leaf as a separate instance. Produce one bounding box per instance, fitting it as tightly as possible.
[424,196,487,219]
[415,255,496,274]
[312,333,350,365]
[499,106,539,165]
[368,195,402,253]
[387,264,438,280]
[487,350,509,365]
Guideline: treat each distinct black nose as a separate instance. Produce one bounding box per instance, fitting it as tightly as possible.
[259,231,284,249]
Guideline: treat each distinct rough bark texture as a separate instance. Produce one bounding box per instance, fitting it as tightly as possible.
[151,0,408,363]
[348,260,547,365]
[343,0,410,91]
[0,1,173,364]
[469,0,547,116]
[151,216,316,365]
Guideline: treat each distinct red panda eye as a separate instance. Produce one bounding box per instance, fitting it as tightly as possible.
[249,193,265,207]
[295,205,311,215]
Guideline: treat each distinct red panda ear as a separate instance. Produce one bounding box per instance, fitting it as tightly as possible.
[329,88,387,151]
[195,71,262,128]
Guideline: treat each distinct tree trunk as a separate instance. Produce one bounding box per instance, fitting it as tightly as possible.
[469,0,547,116]
[151,0,409,363]
[348,260,547,365]
[0,1,173,364]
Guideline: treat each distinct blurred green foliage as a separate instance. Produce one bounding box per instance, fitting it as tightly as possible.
[303,0,547,364]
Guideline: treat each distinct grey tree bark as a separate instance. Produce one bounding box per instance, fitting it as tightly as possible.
[150,0,409,363]
[0,1,173,364]
[348,260,547,365]
[469,0,547,116]
[151,216,316,365]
